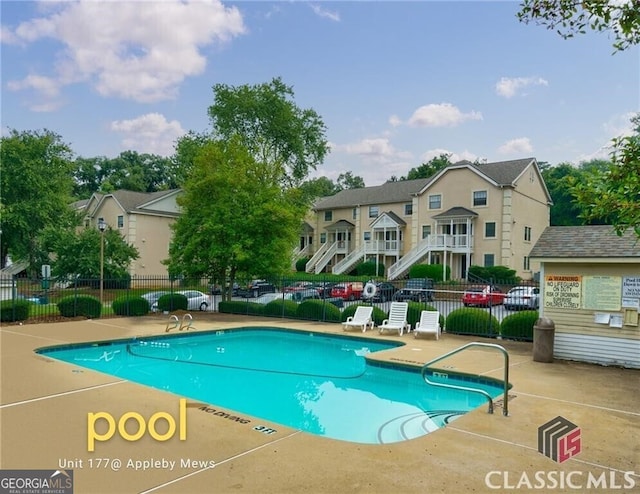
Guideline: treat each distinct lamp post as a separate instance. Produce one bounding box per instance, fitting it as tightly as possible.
[98,219,106,305]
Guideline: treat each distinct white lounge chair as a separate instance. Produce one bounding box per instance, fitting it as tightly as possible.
[378,302,410,336]
[413,310,440,339]
[343,306,374,332]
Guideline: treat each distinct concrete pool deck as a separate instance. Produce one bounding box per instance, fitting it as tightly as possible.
[1,313,638,493]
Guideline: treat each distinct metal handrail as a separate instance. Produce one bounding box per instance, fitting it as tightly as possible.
[420,342,510,416]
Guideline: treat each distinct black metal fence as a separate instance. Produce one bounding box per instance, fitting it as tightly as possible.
[1,275,539,341]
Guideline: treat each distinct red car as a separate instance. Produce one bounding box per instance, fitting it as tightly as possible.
[462,285,505,307]
[330,282,364,301]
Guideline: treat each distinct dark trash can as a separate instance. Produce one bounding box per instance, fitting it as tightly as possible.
[533,317,555,363]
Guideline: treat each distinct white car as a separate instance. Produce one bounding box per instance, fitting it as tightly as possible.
[151,290,210,311]
[504,286,540,310]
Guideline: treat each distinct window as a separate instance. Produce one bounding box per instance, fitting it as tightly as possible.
[324,211,332,222]
[369,205,379,218]
[523,256,530,270]
[320,233,326,244]
[363,231,371,241]
[485,222,496,238]
[484,254,495,267]
[473,190,487,206]
[404,203,412,215]
[117,215,124,228]
[422,225,431,239]
[352,208,357,220]
[524,226,532,242]
[428,194,441,210]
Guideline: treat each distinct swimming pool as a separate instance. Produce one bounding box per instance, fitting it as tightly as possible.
[37,327,506,444]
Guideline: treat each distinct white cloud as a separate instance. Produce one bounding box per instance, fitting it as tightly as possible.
[5,0,246,104]
[495,77,549,98]
[309,4,341,22]
[388,115,402,127]
[407,103,482,127]
[339,137,412,163]
[110,113,186,156]
[498,137,533,155]
[420,148,479,164]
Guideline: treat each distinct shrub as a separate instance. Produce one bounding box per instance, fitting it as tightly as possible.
[500,310,538,341]
[354,260,384,277]
[57,295,102,318]
[297,299,342,322]
[111,296,150,316]
[468,265,520,284]
[0,299,30,322]
[406,301,445,330]
[295,257,309,272]
[341,303,387,326]
[409,263,449,282]
[264,300,299,318]
[219,301,254,315]
[156,293,188,312]
[445,307,500,337]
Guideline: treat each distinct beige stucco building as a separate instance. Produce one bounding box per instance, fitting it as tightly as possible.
[303,158,551,280]
[81,189,181,281]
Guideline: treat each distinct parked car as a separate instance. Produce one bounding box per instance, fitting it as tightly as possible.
[360,282,398,303]
[504,286,540,310]
[312,281,336,298]
[141,291,169,310]
[283,281,314,293]
[237,280,277,298]
[210,282,239,296]
[331,282,364,301]
[462,285,505,307]
[393,278,434,302]
[151,290,210,311]
[249,293,285,304]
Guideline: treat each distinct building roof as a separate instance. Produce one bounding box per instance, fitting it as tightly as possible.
[529,225,640,258]
[92,189,181,217]
[313,157,542,211]
[432,206,478,219]
[313,178,430,210]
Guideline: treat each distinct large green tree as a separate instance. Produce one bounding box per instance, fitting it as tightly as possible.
[336,171,365,190]
[517,0,640,52]
[49,226,139,280]
[400,153,452,181]
[207,77,329,188]
[0,129,78,272]
[570,115,640,236]
[167,138,306,298]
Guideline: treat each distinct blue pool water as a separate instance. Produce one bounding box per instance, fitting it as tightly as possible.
[37,327,505,444]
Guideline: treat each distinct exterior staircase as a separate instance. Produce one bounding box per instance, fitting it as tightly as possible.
[331,244,366,275]
[306,242,337,274]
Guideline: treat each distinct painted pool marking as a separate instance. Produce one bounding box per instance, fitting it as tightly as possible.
[0,381,125,409]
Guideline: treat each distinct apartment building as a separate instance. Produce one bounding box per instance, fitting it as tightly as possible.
[302,158,552,280]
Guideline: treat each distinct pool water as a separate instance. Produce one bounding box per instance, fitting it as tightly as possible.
[37,328,505,444]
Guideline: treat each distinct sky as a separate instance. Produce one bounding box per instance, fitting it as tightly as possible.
[1,1,638,186]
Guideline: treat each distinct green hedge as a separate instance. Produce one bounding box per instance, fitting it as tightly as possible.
[0,299,30,322]
[409,263,449,282]
[500,310,538,341]
[264,300,299,318]
[111,296,150,316]
[57,295,102,318]
[341,304,387,326]
[297,299,342,322]
[445,307,500,337]
[295,257,310,272]
[157,293,188,312]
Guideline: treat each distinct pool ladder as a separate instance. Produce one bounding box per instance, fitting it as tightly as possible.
[165,313,193,333]
[420,342,510,416]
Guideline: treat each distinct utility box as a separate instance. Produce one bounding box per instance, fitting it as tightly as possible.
[533,317,555,363]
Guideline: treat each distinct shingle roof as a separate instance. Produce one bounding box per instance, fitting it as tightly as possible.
[432,207,478,219]
[313,178,430,210]
[99,189,180,216]
[529,225,640,258]
[313,158,539,211]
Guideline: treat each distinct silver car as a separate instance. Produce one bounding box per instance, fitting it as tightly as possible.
[504,286,540,310]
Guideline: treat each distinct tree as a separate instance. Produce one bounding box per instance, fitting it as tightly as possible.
[336,171,365,190]
[570,114,640,236]
[167,138,306,299]
[207,77,329,187]
[299,177,339,202]
[0,129,77,272]
[517,0,640,52]
[49,226,139,280]
[402,153,453,180]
